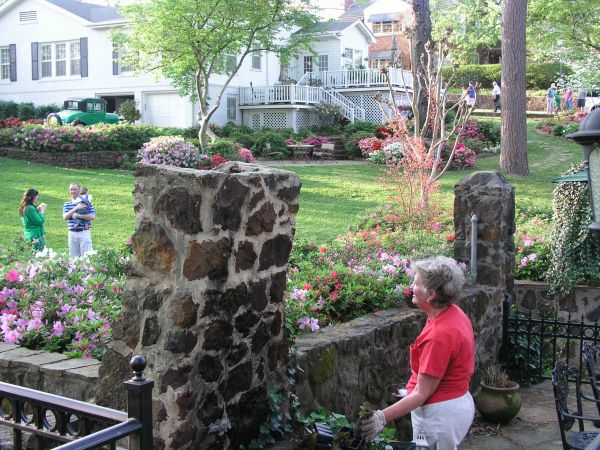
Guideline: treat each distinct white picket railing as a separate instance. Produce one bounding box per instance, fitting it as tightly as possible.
[239,84,365,123]
[297,68,413,90]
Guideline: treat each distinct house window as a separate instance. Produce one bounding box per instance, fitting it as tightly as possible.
[225,54,236,72]
[372,21,400,34]
[318,54,328,72]
[227,95,237,122]
[251,47,261,70]
[303,55,313,73]
[40,40,80,78]
[354,50,363,69]
[0,48,9,80]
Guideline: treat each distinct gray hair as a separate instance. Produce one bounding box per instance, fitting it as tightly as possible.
[411,256,465,308]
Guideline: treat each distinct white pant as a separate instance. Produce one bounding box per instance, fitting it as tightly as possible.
[411,392,474,450]
[68,230,93,257]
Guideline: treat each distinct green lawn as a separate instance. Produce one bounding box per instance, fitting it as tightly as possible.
[0,122,584,250]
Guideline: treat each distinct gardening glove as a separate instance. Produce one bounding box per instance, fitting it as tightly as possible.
[356,409,386,442]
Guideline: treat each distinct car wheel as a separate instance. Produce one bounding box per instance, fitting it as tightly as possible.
[47,113,62,126]
[72,119,86,127]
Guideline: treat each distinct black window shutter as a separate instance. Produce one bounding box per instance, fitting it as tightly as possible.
[112,43,119,75]
[80,37,88,77]
[31,42,39,80]
[9,44,16,82]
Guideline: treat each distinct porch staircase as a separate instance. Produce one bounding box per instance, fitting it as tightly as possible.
[318,87,366,122]
[319,136,348,160]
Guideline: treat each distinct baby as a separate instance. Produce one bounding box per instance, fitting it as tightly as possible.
[75,187,92,228]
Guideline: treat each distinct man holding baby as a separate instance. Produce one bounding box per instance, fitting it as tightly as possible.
[63,183,95,257]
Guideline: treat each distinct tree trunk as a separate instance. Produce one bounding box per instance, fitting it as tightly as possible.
[410,0,432,135]
[500,0,529,175]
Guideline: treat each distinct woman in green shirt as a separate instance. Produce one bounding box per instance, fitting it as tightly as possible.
[19,188,47,251]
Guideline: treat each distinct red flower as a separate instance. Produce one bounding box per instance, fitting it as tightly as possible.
[304,283,312,290]
[446,235,456,242]
[404,288,413,296]
[334,283,343,291]
[319,246,327,253]
[330,270,338,278]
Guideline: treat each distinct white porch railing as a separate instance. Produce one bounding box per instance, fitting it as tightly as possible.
[238,85,364,122]
[297,68,413,90]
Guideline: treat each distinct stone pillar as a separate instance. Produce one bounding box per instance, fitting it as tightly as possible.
[454,171,515,293]
[96,162,301,450]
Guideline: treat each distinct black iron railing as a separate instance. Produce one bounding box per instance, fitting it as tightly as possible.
[0,355,153,450]
[502,299,600,385]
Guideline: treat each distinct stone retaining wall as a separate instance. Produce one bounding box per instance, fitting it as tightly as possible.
[447,95,547,112]
[0,146,135,169]
[515,280,600,321]
[293,285,503,419]
[0,343,99,402]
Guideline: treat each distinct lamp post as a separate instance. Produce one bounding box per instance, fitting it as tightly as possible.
[567,107,600,230]
[390,35,398,68]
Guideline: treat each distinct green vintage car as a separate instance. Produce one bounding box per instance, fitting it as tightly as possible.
[47,98,120,126]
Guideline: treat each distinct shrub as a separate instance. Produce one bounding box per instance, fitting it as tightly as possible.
[545,164,600,293]
[302,136,330,148]
[345,131,374,158]
[238,148,254,163]
[448,144,476,170]
[358,137,384,155]
[138,136,201,168]
[476,120,501,144]
[0,128,13,146]
[35,104,60,119]
[526,63,572,90]
[366,142,404,165]
[0,248,127,359]
[312,102,346,126]
[17,102,35,120]
[13,125,110,152]
[118,100,141,123]
[343,120,379,137]
[207,139,238,159]
[552,124,565,136]
[252,130,288,156]
[514,233,551,281]
[0,100,19,119]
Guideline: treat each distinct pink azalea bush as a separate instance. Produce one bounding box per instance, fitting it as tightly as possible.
[13,124,109,152]
[513,230,551,281]
[238,147,254,163]
[302,136,330,148]
[0,248,127,359]
[139,136,201,168]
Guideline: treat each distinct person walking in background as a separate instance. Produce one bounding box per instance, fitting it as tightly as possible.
[492,81,501,113]
[577,89,587,112]
[547,83,556,114]
[356,256,475,450]
[466,80,476,107]
[19,188,47,251]
[564,87,573,111]
[63,183,95,257]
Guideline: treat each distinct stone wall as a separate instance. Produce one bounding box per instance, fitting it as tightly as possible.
[447,95,548,112]
[293,285,503,420]
[96,162,301,450]
[0,343,99,402]
[0,146,135,169]
[515,280,600,321]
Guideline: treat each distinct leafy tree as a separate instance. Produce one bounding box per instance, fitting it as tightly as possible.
[115,0,318,149]
[528,0,600,61]
[431,0,501,65]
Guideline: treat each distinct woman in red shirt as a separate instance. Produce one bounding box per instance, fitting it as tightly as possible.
[358,256,475,450]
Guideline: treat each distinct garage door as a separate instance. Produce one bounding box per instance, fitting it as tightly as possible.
[144,92,188,128]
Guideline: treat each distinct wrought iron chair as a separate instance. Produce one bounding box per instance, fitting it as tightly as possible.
[582,343,600,418]
[552,361,600,450]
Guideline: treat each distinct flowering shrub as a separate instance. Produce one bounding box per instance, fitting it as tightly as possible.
[285,207,456,339]
[13,125,110,153]
[513,232,551,281]
[366,142,404,165]
[238,147,254,163]
[358,137,384,156]
[449,144,476,170]
[0,248,127,359]
[138,136,201,168]
[302,136,330,148]
[211,153,228,168]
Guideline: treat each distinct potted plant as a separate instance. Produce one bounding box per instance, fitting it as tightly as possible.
[474,364,522,424]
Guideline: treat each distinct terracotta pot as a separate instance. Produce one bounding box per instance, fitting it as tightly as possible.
[474,382,522,424]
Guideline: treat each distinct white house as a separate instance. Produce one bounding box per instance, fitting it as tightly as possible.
[0,0,411,130]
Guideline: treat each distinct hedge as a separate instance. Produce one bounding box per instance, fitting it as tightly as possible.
[441,63,573,90]
[0,100,60,120]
